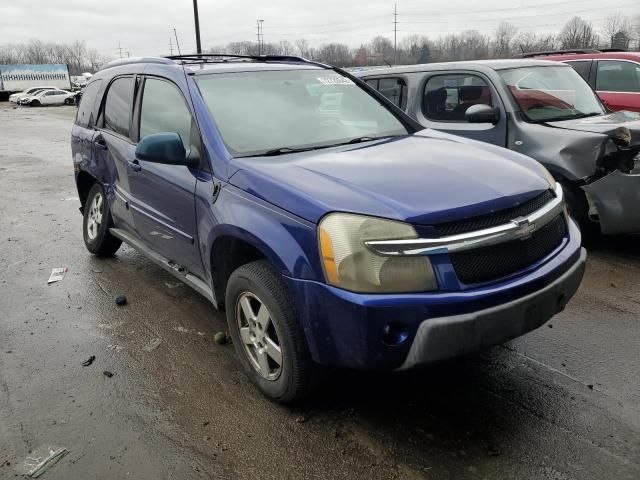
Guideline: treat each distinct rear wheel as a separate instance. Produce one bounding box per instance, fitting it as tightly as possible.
[82,183,122,256]
[225,260,322,403]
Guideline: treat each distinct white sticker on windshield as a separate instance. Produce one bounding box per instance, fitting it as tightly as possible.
[317,76,355,86]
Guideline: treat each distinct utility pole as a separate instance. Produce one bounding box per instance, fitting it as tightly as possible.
[174,28,182,55]
[169,37,174,55]
[256,19,264,55]
[118,42,123,59]
[393,3,398,65]
[193,0,202,54]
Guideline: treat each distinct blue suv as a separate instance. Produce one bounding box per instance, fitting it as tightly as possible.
[71,54,586,403]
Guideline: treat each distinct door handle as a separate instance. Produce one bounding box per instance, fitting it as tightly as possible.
[129,159,142,172]
[94,137,107,150]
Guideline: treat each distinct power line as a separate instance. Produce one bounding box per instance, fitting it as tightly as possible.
[400,2,638,25]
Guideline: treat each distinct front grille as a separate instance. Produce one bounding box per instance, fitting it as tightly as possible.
[436,190,555,236]
[450,214,567,285]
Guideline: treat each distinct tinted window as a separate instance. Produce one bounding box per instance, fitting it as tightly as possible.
[104,77,133,137]
[75,80,102,128]
[366,77,407,110]
[566,61,591,81]
[596,61,640,93]
[139,78,192,149]
[423,74,493,122]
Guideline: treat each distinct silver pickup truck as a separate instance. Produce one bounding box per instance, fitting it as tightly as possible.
[356,59,640,235]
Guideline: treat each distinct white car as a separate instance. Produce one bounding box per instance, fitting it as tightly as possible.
[20,89,76,107]
[8,86,56,103]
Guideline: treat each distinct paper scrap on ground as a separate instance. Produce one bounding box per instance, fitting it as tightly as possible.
[24,447,69,478]
[47,268,67,284]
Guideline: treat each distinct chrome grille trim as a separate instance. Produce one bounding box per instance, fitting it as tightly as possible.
[365,184,565,256]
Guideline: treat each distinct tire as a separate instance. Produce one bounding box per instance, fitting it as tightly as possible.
[560,181,599,238]
[225,260,322,404]
[30,100,41,107]
[82,183,122,256]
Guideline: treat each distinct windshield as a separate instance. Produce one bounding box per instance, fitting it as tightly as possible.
[195,69,410,157]
[499,66,605,122]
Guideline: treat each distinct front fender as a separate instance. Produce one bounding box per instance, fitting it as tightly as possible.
[195,180,323,289]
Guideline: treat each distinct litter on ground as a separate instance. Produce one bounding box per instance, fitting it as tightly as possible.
[47,268,67,284]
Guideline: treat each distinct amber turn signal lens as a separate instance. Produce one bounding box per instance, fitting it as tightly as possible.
[319,227,340,285]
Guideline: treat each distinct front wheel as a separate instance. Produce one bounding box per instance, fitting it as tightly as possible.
[30,100,41,107]
[225,260,322,404]
[82,183,122,256]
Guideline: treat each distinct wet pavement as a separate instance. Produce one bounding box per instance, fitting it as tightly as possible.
[0,102,639,479]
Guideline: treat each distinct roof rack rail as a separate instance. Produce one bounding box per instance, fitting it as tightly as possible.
[600,48,627,53]
[520,49,601,58]
[101,57,174,70]
[165,53,311,64]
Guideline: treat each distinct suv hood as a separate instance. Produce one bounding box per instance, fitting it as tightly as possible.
[228,132,552,226]
[546,111,640,147]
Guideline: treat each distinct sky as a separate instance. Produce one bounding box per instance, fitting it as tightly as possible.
[1,0,638,58]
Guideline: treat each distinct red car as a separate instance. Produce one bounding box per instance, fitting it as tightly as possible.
[523,49,640,112]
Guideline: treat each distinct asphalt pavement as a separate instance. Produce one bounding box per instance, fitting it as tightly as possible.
[0,102,638,480]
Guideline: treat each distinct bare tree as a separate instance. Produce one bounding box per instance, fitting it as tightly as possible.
[603,13,633,49]
[559,17,599,49]
[369,36,394,64]
[294,38,309,58]
[493,22,518,58]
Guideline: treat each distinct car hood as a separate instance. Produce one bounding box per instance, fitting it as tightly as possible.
[228,132,551,226]
[546,111,640,147]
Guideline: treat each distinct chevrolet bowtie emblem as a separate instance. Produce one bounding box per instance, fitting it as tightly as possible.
[512,217,536,240]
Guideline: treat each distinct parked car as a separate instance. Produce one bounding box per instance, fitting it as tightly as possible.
[357,59,640,235]
[521,49,640,112]
[71,55,586,403]
[20,88,76,106]
[8,86,55,103]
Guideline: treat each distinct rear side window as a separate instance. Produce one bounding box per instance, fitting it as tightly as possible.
[364,77,408,110]
[565,61,591,81]
[139,78,193,149]
[596,61,640,93]
[423,74,493,122]
[103,77,134,137]
[75,80,102,128]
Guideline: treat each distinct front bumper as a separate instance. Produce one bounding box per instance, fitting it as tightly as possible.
[285,220,585,370]
[399,247,585,369]
[582,170,640,234]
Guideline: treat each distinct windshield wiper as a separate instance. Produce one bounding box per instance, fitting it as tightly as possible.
[344,135,393,144]
[247,136,400,157]
[545,111,603,122]
[261,146,319,156]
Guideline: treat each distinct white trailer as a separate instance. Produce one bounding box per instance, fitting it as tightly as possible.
[0,64,71,93]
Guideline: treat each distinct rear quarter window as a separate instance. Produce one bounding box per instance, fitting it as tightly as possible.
[565,61,591,81]
[363,77,408,110]
[103,77,134,138]
[75,80,102,128]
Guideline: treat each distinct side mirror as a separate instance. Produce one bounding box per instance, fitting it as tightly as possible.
[135,132,198,167]
[465,104,500,124]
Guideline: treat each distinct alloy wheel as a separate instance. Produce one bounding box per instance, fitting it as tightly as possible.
[86,193,103,240]
[235,292,283,381]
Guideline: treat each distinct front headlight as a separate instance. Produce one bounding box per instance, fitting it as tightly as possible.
[318,213,437,293]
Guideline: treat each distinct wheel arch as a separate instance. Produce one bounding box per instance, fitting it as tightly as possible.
[76,170,99,213]
[209,226,290,310]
